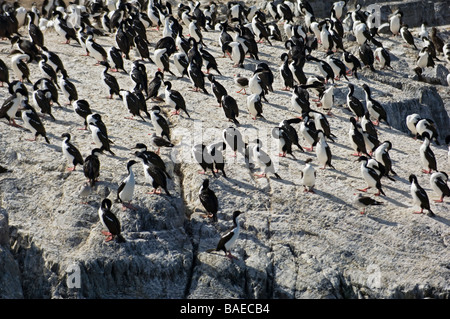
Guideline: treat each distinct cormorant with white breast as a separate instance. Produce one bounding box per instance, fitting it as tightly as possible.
[135,152,171,196]
[98,198,126,243]
[164,81,190,117]
[409,174,435,217]
[429,171,450,203]
[117,160,138,210]
[356,156,386,196]
[20,101,50,144]
[61,133,84,171]
[207,211,244,259]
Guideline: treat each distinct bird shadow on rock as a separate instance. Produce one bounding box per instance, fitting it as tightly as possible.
[265,101,289,111]
[431,214,450,227]
[215,176,262,193]
[366,215,399,227]
[378,194,409,208]
[313,189,354,209]
[269,176,297,186]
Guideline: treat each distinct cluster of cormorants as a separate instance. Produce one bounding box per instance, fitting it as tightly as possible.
[0,0,449,259]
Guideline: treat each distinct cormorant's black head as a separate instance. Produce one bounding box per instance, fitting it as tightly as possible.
[127,160,138,168]
[92,148,103,156]
[233,211,243,220]
[132,143,147,150]
[409,174,417,184]
[101,198,112,210]
[61,133,71,140]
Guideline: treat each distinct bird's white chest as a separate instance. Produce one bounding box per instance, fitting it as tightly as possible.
[302,165,315,186]
[120,171,135,202]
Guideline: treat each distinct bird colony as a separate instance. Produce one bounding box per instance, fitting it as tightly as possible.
[0,0,450,299]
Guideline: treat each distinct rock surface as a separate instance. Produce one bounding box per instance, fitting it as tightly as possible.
[0,1,450,299]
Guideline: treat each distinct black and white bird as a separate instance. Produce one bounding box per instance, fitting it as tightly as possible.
[308,110,336,142]
[154,48,175,76]
[119,90,146,121]
[164,81,190,117]
[252,140,281,179]
[147,71,164,101]
[207,210,244,259]
[222,41,245,68]
[300,114,318,152]
[315,130,335,169]
[400,25,418,50]
[208,74,228,107]
[38,55,60,88]
[223,126,245,157]
[72,99,92,130]
[60,75,78,105]
[199,178,219,222]
[325,54,349,81]
[362,84,389,126]
[389,10,403,37]
[89,120,115,156]
[234,74,249,95]
[280,53,294,91]
[61,133,84,171]
[173,52,189,79]
[192,143,216,177]
[416,47,435,70]
[98,198,126,243]
[251,11,272,45]
[188,59,209,94]
[10,53,32,83]
[347,84,365,121]
[117,160,138,211]
[406,113,422,139]
[199,44,221,75]
[84,148,102,187]
[419,132,437,174]
[85,32,107,65]
[301,158,316,193]
[107,46,126,73]
[373,141,397,178]
[135,152,171,196]
[416,118,439,144]
[356,156,386,196]
[150,106,171,142]
[0,89,26,127]
[41,46,68,78]
[409,174,435,217]
[209,142,227,178]
[32,89,55,121]
[306,55,335,84]
[100,61,121,99]
[374,46,392,70]
[349,117,369,157]
[221,95,240,125]
[149,132,174,155]
[342,51,361,79]
[272,126,295,159]
[353,193,383,215]
[291,85,311,116]
[359,42,375,72]
[130,61,149,98]
[20,101,50,144]
[247,93,264,120]
[131,144,171,180]
[319,86,334,116]
[429,172,450,203]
